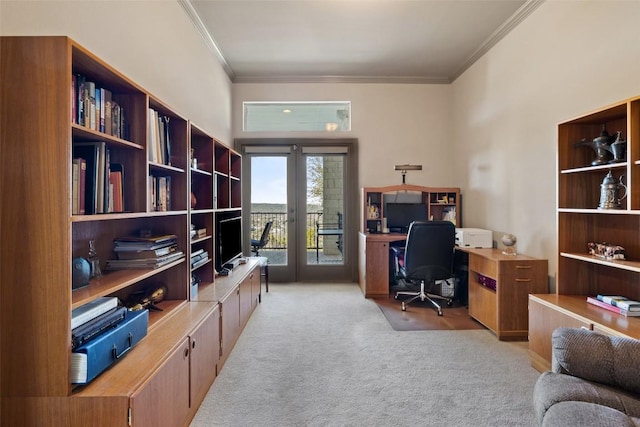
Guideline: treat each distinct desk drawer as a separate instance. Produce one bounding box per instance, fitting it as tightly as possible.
[469,253,496,278]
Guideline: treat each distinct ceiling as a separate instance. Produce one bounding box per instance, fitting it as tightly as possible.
[182,0,542,84]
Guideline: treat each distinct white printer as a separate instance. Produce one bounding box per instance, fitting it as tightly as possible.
[455,228,493,248]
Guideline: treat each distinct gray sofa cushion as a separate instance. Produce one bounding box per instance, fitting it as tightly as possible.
[552,327,640,395]
[534,371,640,423]
[542,401,640,427]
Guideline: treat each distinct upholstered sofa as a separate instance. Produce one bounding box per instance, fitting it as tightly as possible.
[533,327,640,426]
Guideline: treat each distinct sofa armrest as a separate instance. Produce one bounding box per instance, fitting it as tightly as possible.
[552,327,640,395]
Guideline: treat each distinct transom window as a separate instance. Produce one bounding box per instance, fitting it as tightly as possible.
[243,101,351,132]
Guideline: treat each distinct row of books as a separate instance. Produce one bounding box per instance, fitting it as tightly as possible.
[106,234,185,270]
[149,175,172,212]
[72,74,128,140]
[70,296,148,384]
[148,108,172,166]
[73,142,124,214]
[586,294,640,317]
[190,224,207,240]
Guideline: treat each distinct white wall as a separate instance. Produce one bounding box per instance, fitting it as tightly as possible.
[232,83,454,188]
[0,0,232,144]
[452,0,640,284]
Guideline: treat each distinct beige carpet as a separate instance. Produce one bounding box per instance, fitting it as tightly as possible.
[190,283,539,427]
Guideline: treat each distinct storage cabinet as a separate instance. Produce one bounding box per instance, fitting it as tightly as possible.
[464,248,548,341]
[358,232,400,297]
[0,36,254,426]
[529,95,640,371]
[361,184,460,233]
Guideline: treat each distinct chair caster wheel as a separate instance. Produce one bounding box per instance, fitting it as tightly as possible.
[401,303,406,311]
[437,310,443,316]
[394,295,398,300]
[447,300,453,307]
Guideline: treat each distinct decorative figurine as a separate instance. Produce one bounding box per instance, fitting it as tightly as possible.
[604,131,627,163]
[501,234,517,256]
[87,239,102,278]
[598,170,627,209]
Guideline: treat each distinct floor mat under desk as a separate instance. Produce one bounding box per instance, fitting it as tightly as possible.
[374,294,484,332]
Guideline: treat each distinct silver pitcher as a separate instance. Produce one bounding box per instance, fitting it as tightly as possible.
[598,170,627,209]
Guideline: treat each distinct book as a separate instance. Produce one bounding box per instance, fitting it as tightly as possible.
[71,309,148,384]
[72,306,127,350]
[71,296,119,330]
[72,159,80,215]
[109,163,124,212]
[116,244,177,260]
[106,251,184,270]
[78,158,87,214]
[587,297,640,317]
[73,142,106,214]
[596,295,631,307]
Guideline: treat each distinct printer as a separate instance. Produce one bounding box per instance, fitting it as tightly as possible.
[455,228,493,248]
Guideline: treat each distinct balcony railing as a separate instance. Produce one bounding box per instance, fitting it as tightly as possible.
[250,211,326,250]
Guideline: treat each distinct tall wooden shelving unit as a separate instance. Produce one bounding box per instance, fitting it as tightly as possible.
[0,36,258,426]
[529,95,640,371]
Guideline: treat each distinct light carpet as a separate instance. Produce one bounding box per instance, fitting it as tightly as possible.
[190,283,540,427]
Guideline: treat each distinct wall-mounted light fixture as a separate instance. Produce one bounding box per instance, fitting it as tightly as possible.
[394,164,422,184]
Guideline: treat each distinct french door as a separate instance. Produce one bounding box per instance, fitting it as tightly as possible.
[239,139,357,282]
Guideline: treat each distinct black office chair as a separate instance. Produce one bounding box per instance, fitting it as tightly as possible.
[394,220,456,316]
[251,221,273,256]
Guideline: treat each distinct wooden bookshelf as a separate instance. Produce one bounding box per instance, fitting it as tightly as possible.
[529,95,640,372]
[0,35,259,426]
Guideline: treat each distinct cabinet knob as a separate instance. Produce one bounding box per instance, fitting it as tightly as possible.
[192,340,196,349]
[183,348,189,358]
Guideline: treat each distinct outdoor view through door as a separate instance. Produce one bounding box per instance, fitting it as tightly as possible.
[243,141,352,283]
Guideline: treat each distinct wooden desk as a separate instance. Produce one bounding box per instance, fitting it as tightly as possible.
[358,234,549,341]
[460,248,548,341]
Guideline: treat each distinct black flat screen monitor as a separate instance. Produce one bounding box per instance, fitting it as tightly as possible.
[216,215,242,271]
[386,203,427,233]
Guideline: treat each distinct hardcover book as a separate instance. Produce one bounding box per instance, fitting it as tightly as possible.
[71,296,119,330]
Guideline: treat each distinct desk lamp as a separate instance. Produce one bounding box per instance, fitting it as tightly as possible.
[394,164,422,184]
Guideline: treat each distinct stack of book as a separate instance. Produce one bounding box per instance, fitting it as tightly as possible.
[586,295,640,317]
[190,249,209,270]
[106,234,184,270]
[71,297,148,384]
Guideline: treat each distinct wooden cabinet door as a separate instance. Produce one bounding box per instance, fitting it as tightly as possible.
[239,271,254,327]
[130,338,190,427]
[528,296,591,372]
[190,305,220,412]
[219,287,240,370]
[364,240,390,297]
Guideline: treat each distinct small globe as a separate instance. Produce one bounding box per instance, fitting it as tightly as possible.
[502,234,517,247]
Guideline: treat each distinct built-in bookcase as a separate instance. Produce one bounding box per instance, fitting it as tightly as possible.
[0,35,247,426]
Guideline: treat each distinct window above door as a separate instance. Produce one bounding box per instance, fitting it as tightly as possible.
[243,101,351,132]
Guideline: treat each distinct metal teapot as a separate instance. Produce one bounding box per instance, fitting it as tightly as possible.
[575,124,613,166]
[598,170,627,209]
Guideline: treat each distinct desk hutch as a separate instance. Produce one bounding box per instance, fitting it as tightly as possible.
[0,36,259,426]
[529,95,640,371]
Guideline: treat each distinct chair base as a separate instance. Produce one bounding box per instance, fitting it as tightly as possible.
[394,280,451,316]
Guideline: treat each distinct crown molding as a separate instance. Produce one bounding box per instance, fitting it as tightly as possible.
[178,0,236,81]
[451,0,545,82]
[232,75,451,85]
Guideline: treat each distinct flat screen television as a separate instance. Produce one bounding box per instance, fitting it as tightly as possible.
[216,214,243,271]
[385,203,427,233]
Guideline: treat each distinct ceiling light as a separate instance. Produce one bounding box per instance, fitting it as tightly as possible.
[282,109,292,113]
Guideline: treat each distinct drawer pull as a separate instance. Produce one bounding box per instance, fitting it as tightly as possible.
[515,278,531,282]
[516,265,532,269]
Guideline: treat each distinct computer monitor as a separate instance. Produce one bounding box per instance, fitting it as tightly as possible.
[385,203,427,233]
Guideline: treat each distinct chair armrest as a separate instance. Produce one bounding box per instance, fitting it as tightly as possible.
[551,327,640,394]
